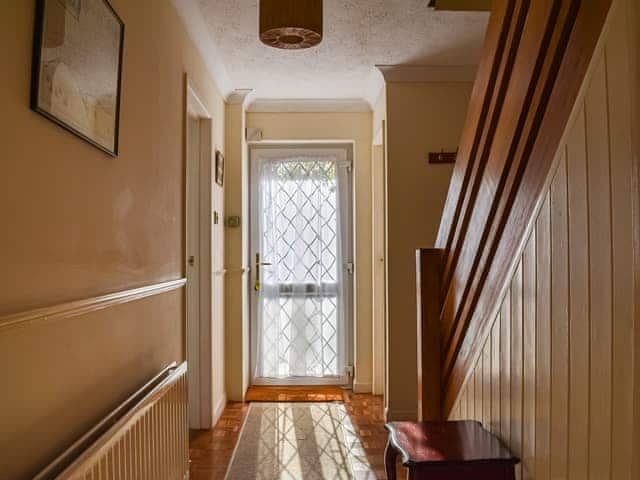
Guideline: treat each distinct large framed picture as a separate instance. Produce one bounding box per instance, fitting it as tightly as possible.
[31,0,125,156]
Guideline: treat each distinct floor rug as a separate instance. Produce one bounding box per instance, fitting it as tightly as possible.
[225,402,376,479]
[245,386,344,403]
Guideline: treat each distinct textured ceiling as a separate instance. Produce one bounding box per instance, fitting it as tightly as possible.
[187,0,489,104]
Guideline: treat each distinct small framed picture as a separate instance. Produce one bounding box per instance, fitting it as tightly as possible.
[31,0,125,156]
[215,150,224,186]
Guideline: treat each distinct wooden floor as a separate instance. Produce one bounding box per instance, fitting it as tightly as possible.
[189,387,401,479]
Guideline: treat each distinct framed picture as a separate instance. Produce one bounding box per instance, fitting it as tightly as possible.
[31,0,125,156]
[215,150,225,187]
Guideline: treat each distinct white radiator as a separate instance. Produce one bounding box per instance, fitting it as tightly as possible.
[35,362,189,480]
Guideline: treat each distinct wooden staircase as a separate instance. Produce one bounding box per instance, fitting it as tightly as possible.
[417,0,613,418]
[416,1,640,477]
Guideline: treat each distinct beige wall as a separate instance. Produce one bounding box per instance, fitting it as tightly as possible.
[245,111,374,392]
[449,2,640,479]
[211,157,226,423]
[372,88,386,142]
[0,1,225,478]
[224,99,250,401]
[371,87,387,396]
[385,82,472,419]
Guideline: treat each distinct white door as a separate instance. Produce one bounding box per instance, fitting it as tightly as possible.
[250,146,354,386]
[185,83,216,429]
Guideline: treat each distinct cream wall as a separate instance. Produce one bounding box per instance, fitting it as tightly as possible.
[224,98,250,401]
[385,81,472,420]
[449,2,640,479]
[372,88,387,141]
[371,88,387,396]
[211,162,226,424]
[0,1,225,478]
[245,111,374,392]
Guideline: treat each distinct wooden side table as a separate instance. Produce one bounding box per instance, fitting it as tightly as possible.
[385,420,519,480]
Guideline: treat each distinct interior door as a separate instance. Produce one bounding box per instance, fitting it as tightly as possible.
[185,83,216,429]
[250,146,354,386]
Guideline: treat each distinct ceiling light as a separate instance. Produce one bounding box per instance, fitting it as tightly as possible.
[259,0,323,50]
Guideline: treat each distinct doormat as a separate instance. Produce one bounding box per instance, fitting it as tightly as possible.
[246,386,344,402]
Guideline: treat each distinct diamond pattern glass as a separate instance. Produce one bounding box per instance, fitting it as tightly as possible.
[256,157,345,379]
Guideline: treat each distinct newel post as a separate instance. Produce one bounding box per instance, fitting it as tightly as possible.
[416,248,444,421]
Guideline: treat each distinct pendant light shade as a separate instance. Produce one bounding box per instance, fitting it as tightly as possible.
[259,0,323,50]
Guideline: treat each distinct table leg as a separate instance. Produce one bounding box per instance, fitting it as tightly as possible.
[384,439,399,480]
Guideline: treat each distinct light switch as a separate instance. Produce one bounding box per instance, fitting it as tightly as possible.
[226,215,241,228]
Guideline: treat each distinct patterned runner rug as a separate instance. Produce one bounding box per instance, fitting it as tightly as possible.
[225,402,375,479]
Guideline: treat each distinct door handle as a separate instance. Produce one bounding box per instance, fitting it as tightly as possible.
[255,252,272,291]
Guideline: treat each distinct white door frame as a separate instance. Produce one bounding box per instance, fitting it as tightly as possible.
[372,122,387,397]
[248,143,355,387]
[185,78,215,429]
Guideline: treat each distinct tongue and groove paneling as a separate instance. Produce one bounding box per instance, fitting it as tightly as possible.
[447,3,638,479]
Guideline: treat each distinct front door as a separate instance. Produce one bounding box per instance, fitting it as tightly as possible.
[250,146,354,386]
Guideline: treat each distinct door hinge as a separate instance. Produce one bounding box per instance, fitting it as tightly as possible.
[346,262,354,275]
[345,365,354,378]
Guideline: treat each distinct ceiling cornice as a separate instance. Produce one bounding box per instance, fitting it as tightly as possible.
[227,89,255,107]
[170,0,234,99]
[247,98,372,113]
[376,65,478,83]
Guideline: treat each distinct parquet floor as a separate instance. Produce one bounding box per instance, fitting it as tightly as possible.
[189,387,404,479]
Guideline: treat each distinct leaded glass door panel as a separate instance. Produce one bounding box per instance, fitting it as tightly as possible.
[250,147,353,386]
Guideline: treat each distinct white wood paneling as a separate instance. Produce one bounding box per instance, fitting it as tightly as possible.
[549,151,569,480]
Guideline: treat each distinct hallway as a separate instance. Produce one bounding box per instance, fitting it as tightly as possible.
[2,1,639,478]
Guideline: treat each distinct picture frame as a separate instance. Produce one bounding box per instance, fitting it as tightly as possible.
[215,150,225,187]
[30,0,125,156]
[60,0,81,19]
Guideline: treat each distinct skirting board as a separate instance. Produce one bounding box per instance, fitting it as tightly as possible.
[212,394,227,428]
[352,382,372,394]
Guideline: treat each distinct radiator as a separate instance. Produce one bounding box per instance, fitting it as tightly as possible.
[35,362,189,480]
